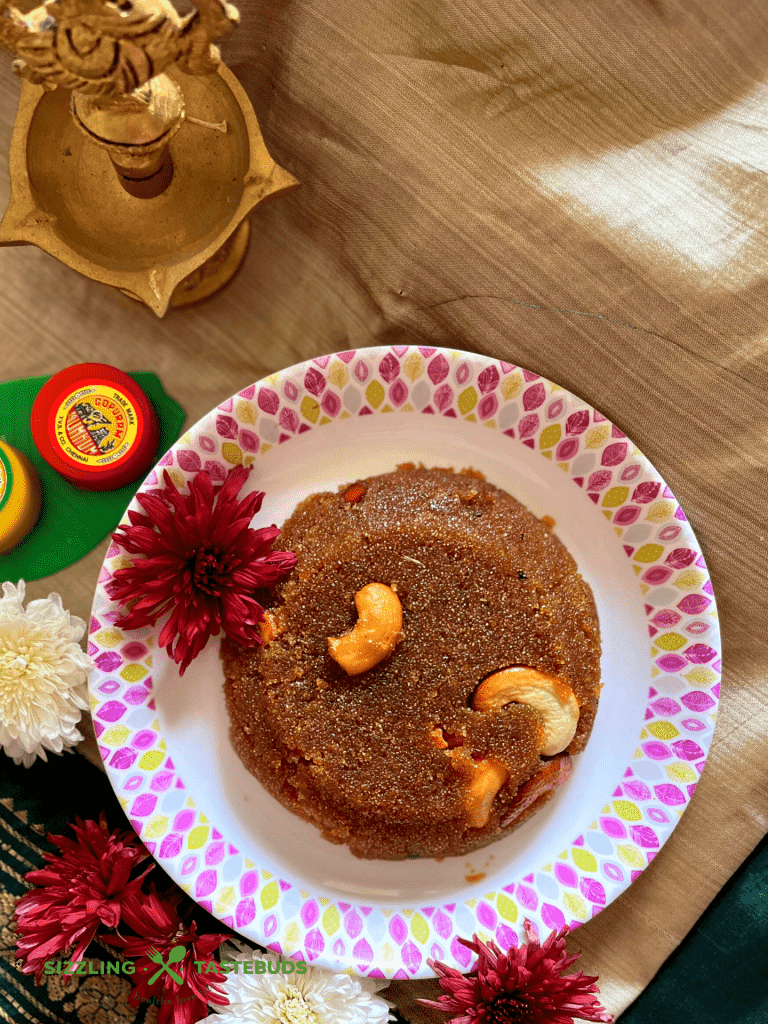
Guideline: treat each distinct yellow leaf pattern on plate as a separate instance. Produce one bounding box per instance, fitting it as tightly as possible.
[236,399,256,424]
[366,381,385,408]
[403,352,423,381]
[540,424,561,449]
[221,443,242,465]
[585,425,609,448]
[647,721,679,740]
[261,881,280,910]
[328,361,349,388]
[301,396,320,423]
[459,387,478,415]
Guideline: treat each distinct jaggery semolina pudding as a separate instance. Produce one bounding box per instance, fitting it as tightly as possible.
[222,465,601,860]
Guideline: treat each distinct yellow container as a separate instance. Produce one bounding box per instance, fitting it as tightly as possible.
[0,440,42,554]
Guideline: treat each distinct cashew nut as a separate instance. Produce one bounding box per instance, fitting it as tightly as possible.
[460,757,509,828]
[328,583,403,676]
[472,667,579,756]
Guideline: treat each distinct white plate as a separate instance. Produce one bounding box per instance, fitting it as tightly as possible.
[89,346,721,979]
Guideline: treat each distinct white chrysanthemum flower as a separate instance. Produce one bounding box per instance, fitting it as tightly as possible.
[203,942,394,1024]
[0,580,93,767]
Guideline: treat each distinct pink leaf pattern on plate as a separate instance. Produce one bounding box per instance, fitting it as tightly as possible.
[477,364,500,393]
[304,367,326,396]
[258,388,280,414]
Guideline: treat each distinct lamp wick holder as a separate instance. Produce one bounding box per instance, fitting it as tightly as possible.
[0,0,297,314]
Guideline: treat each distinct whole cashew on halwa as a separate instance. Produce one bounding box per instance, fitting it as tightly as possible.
[328,583,403,675]
[472,667,579,756]
[462,667,580,828]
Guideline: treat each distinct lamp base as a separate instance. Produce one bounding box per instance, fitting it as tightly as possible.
[169,217,251,308]
[120,218,251,309]
[170,218,251,308]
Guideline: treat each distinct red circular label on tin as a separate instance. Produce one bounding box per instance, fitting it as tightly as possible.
[32,364,160,490]
[55,385,139,469]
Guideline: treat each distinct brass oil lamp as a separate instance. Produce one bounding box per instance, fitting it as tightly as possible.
[0,0,297,315]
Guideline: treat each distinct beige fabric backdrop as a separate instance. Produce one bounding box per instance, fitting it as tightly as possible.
[1,1,767,1020]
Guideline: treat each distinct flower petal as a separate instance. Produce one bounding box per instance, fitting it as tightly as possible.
[109,467,295,675]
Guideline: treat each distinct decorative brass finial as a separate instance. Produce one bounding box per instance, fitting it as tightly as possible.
[0,0,239,93]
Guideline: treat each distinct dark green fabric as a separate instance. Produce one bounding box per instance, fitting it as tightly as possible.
[0,747,123,841]
[0,372,185,582]
[0,755,157,1023]
[619,831,768,1022]
[0,754,411,1023]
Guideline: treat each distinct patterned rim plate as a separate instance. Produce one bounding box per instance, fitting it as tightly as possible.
[89,345,721,980]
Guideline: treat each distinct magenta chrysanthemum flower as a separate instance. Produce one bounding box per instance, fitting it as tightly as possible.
[14,814,151,981]
[103,887,229,1024]
[107,465,296,674]
[419,922,613,1024]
